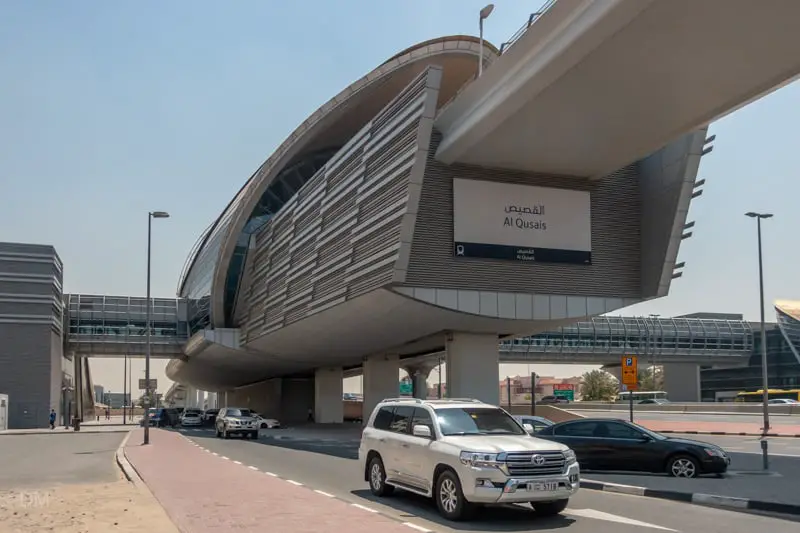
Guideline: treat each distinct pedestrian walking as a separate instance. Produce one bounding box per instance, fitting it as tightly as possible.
[49,408,56,430]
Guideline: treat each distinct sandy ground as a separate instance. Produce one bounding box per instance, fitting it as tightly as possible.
[0,477,179,533]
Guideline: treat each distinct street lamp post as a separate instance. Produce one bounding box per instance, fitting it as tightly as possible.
[746,211,773,470]
[123,354,127,425]
[143,211,170,446]
[478,4,495,77]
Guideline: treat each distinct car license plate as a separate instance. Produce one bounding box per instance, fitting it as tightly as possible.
[527,481,558,492]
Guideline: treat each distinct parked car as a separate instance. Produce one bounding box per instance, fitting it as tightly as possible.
[536,418,730,478]
[359,398,579,521]
[538,396,569,405]
[141,407,179,428]
[180,411,203,427]
[513,415,554,434]
[215,407,259,439]
[251,413,281,429]
[203,408,219,426]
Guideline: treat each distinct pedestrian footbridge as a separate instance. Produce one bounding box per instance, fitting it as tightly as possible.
[64,294,188,358]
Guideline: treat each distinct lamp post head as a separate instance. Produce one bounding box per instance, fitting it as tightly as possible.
[745,212,773,219]
[150,211,170,219]
[480,3,495,20]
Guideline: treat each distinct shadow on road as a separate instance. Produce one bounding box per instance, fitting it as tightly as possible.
[350,489,575,532]
[182,430,360,460]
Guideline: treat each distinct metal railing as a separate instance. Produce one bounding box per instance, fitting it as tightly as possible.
[499,0,559,54]
[437,1,559,116]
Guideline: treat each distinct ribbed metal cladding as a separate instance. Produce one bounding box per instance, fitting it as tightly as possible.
[241,68,440,343]
[403,133,642,298]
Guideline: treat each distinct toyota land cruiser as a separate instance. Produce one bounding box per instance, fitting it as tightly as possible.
[358,398,579,521]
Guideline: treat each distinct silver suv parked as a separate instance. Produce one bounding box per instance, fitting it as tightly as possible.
[215,407,259,439]
[358,398,579,521]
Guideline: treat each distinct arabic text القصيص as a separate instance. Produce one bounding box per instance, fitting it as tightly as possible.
[505,205,545,216]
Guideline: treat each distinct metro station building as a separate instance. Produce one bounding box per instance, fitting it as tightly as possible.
[165,35,714,422]
[5,2,800,428]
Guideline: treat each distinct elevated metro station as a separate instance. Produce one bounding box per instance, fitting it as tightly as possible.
[4,1,800,429]
[163,1,800,423]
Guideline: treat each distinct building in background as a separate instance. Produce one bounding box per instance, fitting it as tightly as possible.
[94,385,104,404]
[102,392,130,409]
[701,302,800,401]
[0,242,75,429]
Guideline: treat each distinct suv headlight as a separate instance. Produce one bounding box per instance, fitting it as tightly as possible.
[459,451,505,468]
[563,449,577,464]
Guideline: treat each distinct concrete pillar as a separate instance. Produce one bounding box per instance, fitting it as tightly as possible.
[363,354,399,423]
[280,377,314,424]
[662,363,701,402]
[445,332,499,405]
[314,367,344,423]
[402,364,436,400]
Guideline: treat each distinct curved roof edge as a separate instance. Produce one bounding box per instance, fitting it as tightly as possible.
[205,35,498,328]
[775,300,800,322]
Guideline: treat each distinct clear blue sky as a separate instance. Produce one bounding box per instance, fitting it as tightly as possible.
[2,1,798,392]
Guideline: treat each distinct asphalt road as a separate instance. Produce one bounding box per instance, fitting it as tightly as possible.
[176,428,799,532]
[671,434,800,457]
[570,410,800,426]
[0,432,126,489]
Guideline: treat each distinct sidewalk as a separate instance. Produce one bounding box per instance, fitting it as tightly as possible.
[0,425,132,436]
[637,420,800,437]
[124,428,430,532]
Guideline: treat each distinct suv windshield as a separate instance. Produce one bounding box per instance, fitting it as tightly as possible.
[226,408,251,417]
[436,407,525,436]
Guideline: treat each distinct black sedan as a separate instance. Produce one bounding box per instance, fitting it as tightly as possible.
[535,418,730,478]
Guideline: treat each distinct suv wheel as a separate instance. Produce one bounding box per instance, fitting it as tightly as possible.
[435,470,473,521]
[533,499,569,516]
[368,456,394,497]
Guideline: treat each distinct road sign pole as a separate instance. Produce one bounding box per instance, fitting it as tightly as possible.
[621,355,638,423]
[629,386,634,423]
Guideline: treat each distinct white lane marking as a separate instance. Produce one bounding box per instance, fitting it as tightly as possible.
[221,456,230,460]
[265,472,278,477]
[351,503,378,513]
[565,509,677,531]
[212,452,219,456]
[248,466,259,471]
[286,480,303,486]
[233,460,242,465]
[402,523,432,532]
[313,489,335,497]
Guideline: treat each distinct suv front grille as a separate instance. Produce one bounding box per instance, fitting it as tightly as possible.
[505,451,566,477]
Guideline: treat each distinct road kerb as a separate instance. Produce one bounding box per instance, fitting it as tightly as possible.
[581,478,800,517]
[658,430,800,438]
[115,429,144,490]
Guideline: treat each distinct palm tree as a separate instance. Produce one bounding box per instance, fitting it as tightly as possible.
[580,370,619,401]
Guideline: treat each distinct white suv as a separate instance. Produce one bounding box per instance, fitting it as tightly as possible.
[358,398,579,521]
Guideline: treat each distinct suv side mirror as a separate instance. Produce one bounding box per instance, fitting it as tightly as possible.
[412,425,432,439]
[523,423,534,433]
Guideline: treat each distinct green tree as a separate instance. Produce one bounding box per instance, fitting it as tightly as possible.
[580,370,619,401]
[638,366,664,391]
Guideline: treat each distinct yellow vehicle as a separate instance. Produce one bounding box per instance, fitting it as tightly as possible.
[734,389,800,402]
